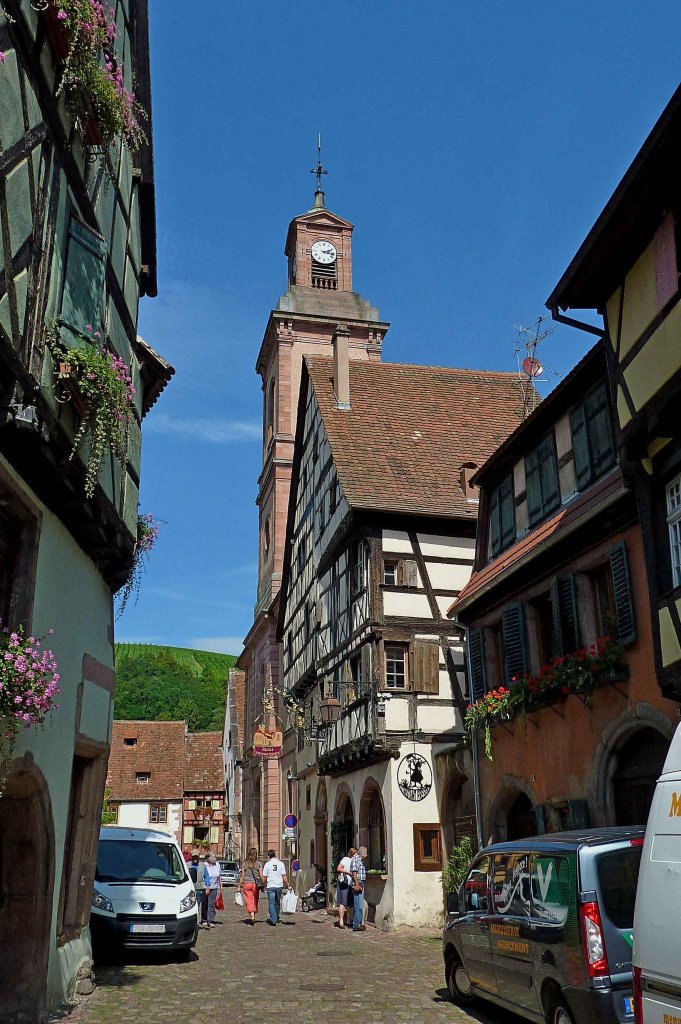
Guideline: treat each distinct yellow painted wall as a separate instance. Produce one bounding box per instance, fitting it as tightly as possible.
[659,604,681,668]
[618,239,657,358]
[624,300,681,413]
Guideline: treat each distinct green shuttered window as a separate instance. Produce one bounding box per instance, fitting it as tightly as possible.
[467,627,486,702]
[610,541,636,646]
[570,383,616,491]
[502,603,526,683]
[60,217,107,342]
[525,434,560,527]
[489,473,515,557]
[551,574,580,656]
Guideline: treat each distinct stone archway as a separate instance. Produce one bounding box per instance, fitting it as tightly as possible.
[332,785,355,867]
[488,777,537,844]
[314,780,328,870]
[0,754,55,1022]
[358,777,386,872]
[613,728,669,826]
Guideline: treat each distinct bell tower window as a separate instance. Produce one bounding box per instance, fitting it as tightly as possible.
[310,239,338,290]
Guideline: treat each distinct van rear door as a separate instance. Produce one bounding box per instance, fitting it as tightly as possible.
[593,841,642,1020]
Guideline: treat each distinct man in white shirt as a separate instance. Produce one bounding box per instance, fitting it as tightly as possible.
[261,849,289,926]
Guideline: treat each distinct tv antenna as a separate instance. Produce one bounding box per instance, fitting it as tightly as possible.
[514,315,555,419]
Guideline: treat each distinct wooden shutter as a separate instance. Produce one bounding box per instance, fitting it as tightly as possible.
[499,475,515,550]
[209,826,219,844]
[412,639,440,694]
[183,826,193,844]
[586,385,615,479]
[567,799,591,830]
[60,217,107,340]
[538,436,560,515]
[211,799,220,810]
[502,603,527,683]
[570,403,592,490]
[535,805,547,835]
[610,541,636,645]
[468,628,486,701]
[489,486,501,556]
[402,559,418,588]
[188,799,196,810]
[525,448,542,525]
[551,574,580,656]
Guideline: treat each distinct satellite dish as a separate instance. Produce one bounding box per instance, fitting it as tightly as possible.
[522,356,543,378]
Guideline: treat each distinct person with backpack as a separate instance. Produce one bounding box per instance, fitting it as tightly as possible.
[237,847,263,925]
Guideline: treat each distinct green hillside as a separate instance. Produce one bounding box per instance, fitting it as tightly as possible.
[114,644,238,731]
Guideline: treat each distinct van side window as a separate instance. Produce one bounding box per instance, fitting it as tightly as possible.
[463,856,490,912]
[530,854,571,925]
[492,853,531,918]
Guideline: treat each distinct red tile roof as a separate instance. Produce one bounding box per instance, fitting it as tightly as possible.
[449,467,625,616]
[107,721,186,801]
[306,358,529,520]
[184,731,224,792]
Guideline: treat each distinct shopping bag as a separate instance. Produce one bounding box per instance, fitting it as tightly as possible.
[215,892,225,911]
[281,888,297,915]
[234,890,244,907]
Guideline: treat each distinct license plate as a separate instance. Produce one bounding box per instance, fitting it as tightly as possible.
[623,997,634,1016]
[129,923,166,934]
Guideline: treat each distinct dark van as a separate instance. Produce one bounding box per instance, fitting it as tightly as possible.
[443,828,644,1024]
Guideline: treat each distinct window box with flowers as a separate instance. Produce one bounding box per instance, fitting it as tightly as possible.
[38,0,146,151]
[0,623,60,787]
[48,321,136,499]
[116,513,160,615]
[465,636,627,760]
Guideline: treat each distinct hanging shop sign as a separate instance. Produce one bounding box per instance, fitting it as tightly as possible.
[397,752,432,802]
[252,725,283,759]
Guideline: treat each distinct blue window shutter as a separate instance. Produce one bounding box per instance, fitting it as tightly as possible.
[468,628,486,702]
[570,402,591,490]
[551,574,580,656]
[525,449,542,525]
[502,603,527,684]
[586,385,616,479]
[610,542,636,646]
[499,475,515,550]
[538,435,560,515]
[489,486,501,557]
[60,217,107,342]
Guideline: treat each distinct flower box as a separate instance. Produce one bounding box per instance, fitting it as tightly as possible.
[42,4,71,61]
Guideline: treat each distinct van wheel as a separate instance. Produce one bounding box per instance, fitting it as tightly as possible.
[446,957,475,1006]
[547,995,575,1024]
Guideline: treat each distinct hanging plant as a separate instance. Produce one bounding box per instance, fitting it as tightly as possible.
[43,0,146,151]
[116,512,159,616]
[49,324,136,498]
[0,623,60,787]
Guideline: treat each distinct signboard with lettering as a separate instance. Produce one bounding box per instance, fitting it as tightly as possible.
[252,726,283,759]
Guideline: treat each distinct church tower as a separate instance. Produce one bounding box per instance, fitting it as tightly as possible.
[238,154,389,857]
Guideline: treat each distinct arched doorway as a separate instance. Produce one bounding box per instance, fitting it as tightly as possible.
[332,788,355,868]
[506,792,537,840]
[0,757,54,1021]
[359,779,386,872]
[314,781,328,870]
[613,728,669,826]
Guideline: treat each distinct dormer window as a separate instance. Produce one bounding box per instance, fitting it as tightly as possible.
[123,737,137,747]
[310,239,337,289]
[136,772,150,784]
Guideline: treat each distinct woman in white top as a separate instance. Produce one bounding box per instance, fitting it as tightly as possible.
[201,853,223,929]
[335,846,357,929]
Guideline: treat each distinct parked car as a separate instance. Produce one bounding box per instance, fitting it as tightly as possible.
[91,827,198,957]
[633,723,681,1023]
[219,859,240,886]
[443,827,645,1024]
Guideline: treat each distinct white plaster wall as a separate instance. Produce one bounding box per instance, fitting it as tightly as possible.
[384,696,410,730]
[436,595,456,617]
[381,529,413,553]
[383,592,431,618]
[417,704,460,734]
[116,801,183,840]
[425,561,468,591]
[417,534,475,558]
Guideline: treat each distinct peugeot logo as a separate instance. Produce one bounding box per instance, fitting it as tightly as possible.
[139,902,155,912]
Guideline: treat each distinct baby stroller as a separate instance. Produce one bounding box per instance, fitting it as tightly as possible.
[300,863,327,912]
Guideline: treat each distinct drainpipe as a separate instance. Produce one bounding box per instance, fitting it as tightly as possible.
[465,629,484,851]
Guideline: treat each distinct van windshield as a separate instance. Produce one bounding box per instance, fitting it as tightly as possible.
[96,840,187,884]
[595,847,642,929]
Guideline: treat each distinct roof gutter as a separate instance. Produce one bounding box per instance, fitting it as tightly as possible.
[549,306,604,338]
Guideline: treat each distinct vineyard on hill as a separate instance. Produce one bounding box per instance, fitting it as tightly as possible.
[114,644,237,731]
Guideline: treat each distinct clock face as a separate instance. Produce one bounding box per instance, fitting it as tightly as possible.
[311,240,337,264]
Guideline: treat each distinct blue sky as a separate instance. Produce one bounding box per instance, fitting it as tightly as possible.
[117,1,681,655]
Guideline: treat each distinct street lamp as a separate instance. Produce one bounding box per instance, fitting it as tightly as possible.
[319,694,341,726]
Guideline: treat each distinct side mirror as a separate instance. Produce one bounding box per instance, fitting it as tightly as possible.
[447,891,458,915]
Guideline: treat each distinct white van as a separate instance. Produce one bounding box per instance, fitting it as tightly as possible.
[633,723,681,1022]
[91,827,198,956]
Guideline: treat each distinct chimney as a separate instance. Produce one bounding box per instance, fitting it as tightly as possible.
[332,325,351,410]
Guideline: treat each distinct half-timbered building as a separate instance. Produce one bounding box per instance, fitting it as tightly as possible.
[547,84,681,704]
[278,346,527,926]
[0,3,169,1017]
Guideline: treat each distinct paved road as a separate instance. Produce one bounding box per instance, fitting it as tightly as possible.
[65,897,522,1024]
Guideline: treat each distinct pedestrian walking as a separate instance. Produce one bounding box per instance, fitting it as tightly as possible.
[238,847,263,925]
[335,846,357,929]
[201,853,222,929]
[262,849,289,926]
[188,850,201,887]
[349,845,367,932]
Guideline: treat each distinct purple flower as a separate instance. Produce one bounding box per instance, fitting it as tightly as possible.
[57,9,68,19]
[0,53,6,64]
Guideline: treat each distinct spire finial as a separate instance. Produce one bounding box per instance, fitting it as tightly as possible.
[310,133,327,209]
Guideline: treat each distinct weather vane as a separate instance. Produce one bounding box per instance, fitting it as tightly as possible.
[310,134,327,206]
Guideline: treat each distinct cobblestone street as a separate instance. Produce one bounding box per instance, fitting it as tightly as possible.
[64,899,519,1024]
